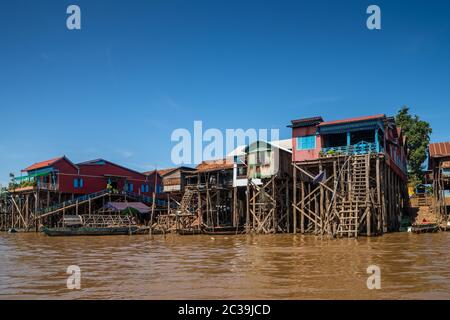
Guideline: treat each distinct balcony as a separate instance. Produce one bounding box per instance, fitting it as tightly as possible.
[321,141,380,157]
[9,181,59,193]
[36,182,59,191]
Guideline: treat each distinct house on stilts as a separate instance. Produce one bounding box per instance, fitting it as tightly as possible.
[231,139,293,234]
[1,157,162,231]
[153,160,234,232]
[428,142,450,224]
[290,114,409,237]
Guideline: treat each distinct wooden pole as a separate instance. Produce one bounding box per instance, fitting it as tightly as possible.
[301,180,305,233]
[286,177,290,233]
[246,182,250,233]
[366,155,371,236]
[376,156,381,234]
[293,164,297,234]
[150,168,158,236]
[319,162,324,235]
[233,187,237,227]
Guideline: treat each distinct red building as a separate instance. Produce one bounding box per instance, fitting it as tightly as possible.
[290,114,408,181]
[17,156,160,196]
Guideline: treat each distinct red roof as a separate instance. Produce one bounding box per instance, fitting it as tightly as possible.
[429,142,450,158]
[318,114,385,127]
[22,157,63,172]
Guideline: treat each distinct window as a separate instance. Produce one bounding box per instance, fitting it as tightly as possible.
[145,185,149,193]
[141,184,149,193]
[257,151,271,165]
[127,183,133,192]
[297,135,316,150]
[73,178,84,188]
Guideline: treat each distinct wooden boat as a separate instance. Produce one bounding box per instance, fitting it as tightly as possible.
[203,226,245,235]
[135,227,165,235]
[176,228,203,235]
[411,223,439,234]
[42,226,139,236]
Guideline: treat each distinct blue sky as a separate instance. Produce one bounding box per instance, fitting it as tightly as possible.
[1,0,450,186]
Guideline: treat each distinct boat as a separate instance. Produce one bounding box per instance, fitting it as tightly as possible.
[203,226,245,235]
[176,228,203,235]
[441,222,450,232]
[135,226,165,235]
[411,223,439,234]
[42,226,139,236]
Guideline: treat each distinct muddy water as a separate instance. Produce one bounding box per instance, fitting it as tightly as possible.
[0,232,449,299]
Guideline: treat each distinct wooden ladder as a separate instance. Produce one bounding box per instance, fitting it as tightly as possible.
[351,156,368,203]
[337,200,359,237]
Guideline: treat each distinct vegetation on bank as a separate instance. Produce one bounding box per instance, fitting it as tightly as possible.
[395,106,432,185]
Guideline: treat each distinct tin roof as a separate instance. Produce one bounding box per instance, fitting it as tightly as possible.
[318,114,385,127]
[227,139,292,157]
[22,157,64,172]
[143,166,195,177]
[289,116,324,128]
[195,159,234,172]
[101,202,150,214]
[429,142,450,158]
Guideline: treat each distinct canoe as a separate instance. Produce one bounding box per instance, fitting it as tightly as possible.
[411,223,439,234]
[203,226,245,235]
[42,226,139,236]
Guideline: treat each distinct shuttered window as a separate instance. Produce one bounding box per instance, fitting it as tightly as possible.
[74,178,84,188]
[297,135,316,150]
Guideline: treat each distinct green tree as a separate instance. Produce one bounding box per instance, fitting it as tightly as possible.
[8,172,16,191]
[395,106,432,183]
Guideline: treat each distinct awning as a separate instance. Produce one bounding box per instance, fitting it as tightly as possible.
[101,202,150,214]
[14,168,54,181]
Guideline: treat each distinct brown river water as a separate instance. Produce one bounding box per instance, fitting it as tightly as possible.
[0,232,449,299]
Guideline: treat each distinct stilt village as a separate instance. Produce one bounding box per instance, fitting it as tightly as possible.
[1,113,449,237]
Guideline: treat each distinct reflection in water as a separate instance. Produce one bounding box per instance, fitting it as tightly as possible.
[0,232,449,299]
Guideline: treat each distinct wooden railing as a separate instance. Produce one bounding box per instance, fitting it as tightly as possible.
[36,182,59,191]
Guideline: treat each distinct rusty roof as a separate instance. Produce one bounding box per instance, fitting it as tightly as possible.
[195,159,234,173]
[143,166,196,177]
[429,142,450,158]
[22,157,64,172]
[318,114,386,127]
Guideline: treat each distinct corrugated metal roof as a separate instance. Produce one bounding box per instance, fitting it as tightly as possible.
[22,157,63,172]
[227,139,292,157]
[429,142,450,158]
[143,166,195,177]
[289,116,324,128]
[195,159,234,172]
[318,114,385,127]
[102,202,150,213]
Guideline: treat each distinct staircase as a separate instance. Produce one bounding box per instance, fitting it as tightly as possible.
[336,200,359,237]
[36,189,112,218]
[180,188,195,213]
[351,156,368,203]
[334,155,368,237]
[417,193,431,207]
